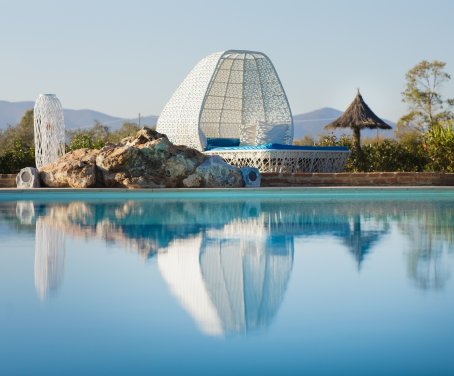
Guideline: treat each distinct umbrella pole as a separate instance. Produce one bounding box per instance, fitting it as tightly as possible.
[353,127,362,154]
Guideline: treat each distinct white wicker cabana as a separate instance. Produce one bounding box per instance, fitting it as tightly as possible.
[157,50,293,150]
[157,50,349,173]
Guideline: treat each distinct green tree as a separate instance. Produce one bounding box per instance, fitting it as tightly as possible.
[66,132,96,151]
[0,109,36,173]
[66,121,110,151]
[398,60,454,134]
[107,122,140,144]
[91,121,110,145]
[0,109,34,153]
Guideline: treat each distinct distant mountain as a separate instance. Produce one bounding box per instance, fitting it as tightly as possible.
[0,100,158,131]
[0,100,35,129]
[293,107,396,141]
[0,100,394,139]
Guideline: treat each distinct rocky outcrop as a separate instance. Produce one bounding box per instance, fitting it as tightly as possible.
[38,127,244,189]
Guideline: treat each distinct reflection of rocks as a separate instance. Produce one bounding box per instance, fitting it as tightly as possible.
[158,232,294,336]
[40,203,164,259]
[39,127,244,188]
[29,200,267,258]
[34,218,65,300]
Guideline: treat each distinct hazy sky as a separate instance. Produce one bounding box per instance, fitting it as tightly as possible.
[1,0,454,121]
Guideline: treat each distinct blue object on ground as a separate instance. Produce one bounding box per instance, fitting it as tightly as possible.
[207,143,349,151]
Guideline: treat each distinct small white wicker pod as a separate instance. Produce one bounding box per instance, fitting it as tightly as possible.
[33,94,66,169]
[157,50,294,151]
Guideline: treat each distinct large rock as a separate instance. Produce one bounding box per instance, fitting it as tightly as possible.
[38,127,244,189]
[96,128,207,188]
[40,149,100,188]
[188,155,244,188]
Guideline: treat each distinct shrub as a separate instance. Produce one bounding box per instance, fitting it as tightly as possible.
[0,140,35,173]
[424,124,454,172]
[297,134,428,172]
[361,139,427,172]
[66,132,105,152]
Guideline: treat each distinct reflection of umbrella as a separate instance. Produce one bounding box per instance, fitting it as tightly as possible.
[34,218,65,300]
[158,232,293,336]
[342,215,388,269]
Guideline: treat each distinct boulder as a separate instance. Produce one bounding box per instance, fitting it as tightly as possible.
[40,149,100,188]
[95,129,207,188]
[38,127,244,189]
[183,173,203,188]
[193,155,244,188]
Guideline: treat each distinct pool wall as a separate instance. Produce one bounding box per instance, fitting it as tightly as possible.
[261,172,454,186]
[1,172,454,189]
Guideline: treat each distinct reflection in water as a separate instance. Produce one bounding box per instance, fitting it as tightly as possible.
[401,221,452,290]
[16,201,35,225]
[3,197,453,325]
[343,215,389,269]
[34,218,65,300]
[158,227,294,336]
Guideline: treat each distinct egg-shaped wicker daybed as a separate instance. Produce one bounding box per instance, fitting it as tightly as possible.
[157,50,349,173]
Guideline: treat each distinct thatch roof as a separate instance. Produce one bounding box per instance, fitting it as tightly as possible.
[325,91,392,130]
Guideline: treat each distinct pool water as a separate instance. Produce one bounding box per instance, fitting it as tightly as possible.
[1,189,454,375]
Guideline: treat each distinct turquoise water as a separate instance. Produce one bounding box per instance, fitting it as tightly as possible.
[1,189,454,375]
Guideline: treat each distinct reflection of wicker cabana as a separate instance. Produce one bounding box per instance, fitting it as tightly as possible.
[325,91,391,153]
[157,50,349,173]
[158,232,294,336]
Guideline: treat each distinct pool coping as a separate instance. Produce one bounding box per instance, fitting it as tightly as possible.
[1,186,454,191]
[1,186,454,196]
[1,186,453,203]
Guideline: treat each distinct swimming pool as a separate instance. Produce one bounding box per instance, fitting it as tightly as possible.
[1,188,453,375]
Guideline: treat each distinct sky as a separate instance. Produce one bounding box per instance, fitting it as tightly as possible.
[1,0,454,121]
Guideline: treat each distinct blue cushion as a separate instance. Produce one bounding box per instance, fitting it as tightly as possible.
[208,143,349,151]
[206,138,240,150]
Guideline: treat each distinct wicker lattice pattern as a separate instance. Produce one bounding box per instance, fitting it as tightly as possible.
[205,149,350,173]
[157,50,293,150]
[33,94,66,169]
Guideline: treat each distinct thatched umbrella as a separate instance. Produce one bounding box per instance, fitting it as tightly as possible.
[325,91,391,153]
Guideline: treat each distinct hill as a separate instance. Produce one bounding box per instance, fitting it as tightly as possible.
[0,100,394,139]
[0,100,157,131]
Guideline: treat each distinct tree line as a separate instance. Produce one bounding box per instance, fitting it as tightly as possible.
[0,114,144,173]
[1,60,453,173]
